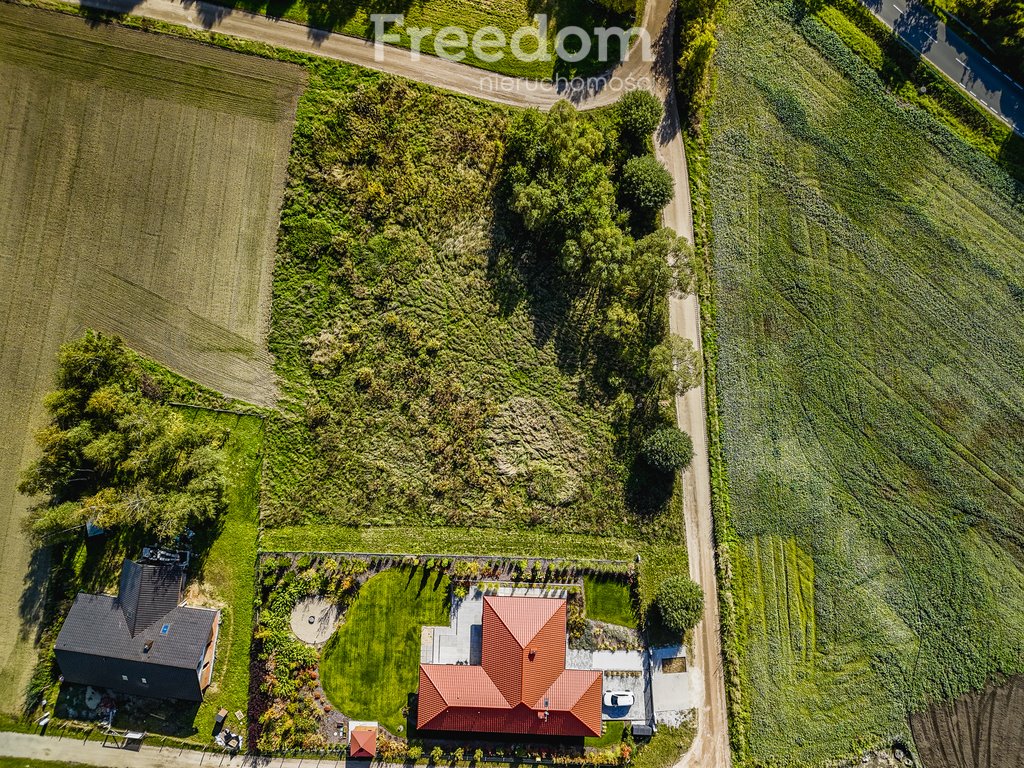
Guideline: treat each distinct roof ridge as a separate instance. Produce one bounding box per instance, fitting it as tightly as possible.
[484,595,564,649]
[482,595,524,652]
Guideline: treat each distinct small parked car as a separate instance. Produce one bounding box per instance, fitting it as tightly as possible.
[603,691,634,708]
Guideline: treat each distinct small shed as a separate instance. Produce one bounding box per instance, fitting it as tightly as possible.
[631,723,654,739]
[349,722,378,759]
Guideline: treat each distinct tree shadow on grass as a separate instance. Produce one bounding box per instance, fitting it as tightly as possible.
[624,456,674,519]
[18,546,50,646]
[998,131,1024,204]
[485,196,621,406]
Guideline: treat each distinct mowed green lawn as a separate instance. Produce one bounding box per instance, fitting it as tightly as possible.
[184,411,264,740]
[584,576,636,628]
[0,3,302,713]
[320,569,450,734]
[708,0,1024,763]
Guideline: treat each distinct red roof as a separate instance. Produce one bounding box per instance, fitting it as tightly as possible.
[349,726,377,758]
[418,596,602,737]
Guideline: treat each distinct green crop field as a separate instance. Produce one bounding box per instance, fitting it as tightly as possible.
[0,3,302,712]
[706,0,1024,763]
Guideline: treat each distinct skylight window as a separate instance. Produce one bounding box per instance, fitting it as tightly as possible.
[160,624,170,635]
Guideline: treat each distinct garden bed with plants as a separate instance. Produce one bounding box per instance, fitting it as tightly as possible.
[250,551,645,760]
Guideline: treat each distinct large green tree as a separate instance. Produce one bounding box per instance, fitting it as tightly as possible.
[506,102,624,273]
[19,331,227,543]
[620,155,675,217]
[617,89,663,152]
[654,575,704,635]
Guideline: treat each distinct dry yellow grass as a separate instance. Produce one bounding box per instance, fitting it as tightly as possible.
[0,4,303,711]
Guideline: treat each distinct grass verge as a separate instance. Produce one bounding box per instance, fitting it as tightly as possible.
[198,0,632,80]
[628,723,696,768]
[186,410,264,740]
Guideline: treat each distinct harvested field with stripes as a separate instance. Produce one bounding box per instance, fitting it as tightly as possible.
[0,3,303,711]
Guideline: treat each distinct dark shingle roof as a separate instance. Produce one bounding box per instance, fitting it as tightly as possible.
[118,560,185,637]
[55,560,216,670]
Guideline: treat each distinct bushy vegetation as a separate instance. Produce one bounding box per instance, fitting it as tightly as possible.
[653,575,703,635]
[263,62,690,539]
[619,155,675,217]
[707,0,1024,762]
[676,0,725,129]
[616,89,663,152]
[641,428,694,473]
[18,332,227,543]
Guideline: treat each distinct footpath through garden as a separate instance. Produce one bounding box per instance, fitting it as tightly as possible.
[13,1,730,767]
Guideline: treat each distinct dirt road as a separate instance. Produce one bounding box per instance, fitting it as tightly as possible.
[24,1,731,765]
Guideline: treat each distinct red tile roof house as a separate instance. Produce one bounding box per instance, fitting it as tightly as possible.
[417,596,602,737]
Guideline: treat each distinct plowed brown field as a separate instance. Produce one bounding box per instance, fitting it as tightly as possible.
[911,676,1024,768]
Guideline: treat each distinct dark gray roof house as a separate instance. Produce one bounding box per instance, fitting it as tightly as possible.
[54,558,220,702]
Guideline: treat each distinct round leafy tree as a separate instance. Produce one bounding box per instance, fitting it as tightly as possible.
[641,427,694,472]
[620,155,674,216]
[618,90,663,147]
[655,575,704,635]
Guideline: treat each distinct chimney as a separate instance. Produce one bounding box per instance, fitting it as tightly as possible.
[143,640,153,653]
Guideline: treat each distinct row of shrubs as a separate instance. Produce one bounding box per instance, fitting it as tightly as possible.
[262,552,637,580]
[376,740,631,765]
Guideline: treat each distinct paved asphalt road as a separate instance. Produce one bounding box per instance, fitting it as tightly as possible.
[862,0,1024,133]
[10,1,732,768]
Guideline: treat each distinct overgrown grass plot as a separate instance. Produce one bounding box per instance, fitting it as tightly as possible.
[320,568,450,735]
[263,70,681,541]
